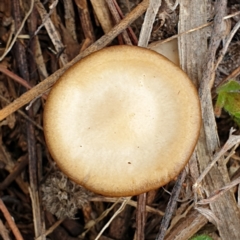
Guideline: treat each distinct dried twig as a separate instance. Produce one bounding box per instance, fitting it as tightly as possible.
[156,170,187,240]
[106,0,132,45]
[0,142,29,194]
[213,65,240,92]
[0,155,28,191]
[194,130,240,206]
[90,196,164,216]
[0,219,10,240]
[135,193,147,240]
[197,176,240,205]
[81,199,120,238]
[0,199,23,240]
[194,128,240,189]
[0,65,32,90]
[95,197,131,240]
[158,11,240,45]
[112,0,138,45]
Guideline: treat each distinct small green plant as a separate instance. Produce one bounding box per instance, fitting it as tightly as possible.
[189,234,213,240]
[215,80,240,126]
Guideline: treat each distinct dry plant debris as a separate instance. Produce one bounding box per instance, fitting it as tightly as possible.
[0,0,239,239]
[41,170,92,219]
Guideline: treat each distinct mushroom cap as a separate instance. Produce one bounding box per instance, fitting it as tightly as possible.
[44,46,201,197]
[148,39,179,66]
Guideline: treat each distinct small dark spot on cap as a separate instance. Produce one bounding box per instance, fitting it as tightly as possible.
[128,162,131,164]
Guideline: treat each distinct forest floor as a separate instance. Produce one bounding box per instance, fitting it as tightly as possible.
[0,0,240,240]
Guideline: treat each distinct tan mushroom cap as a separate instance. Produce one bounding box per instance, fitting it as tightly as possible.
[44,46,201,197]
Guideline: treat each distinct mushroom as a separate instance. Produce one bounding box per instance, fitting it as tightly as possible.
[43,45,201,197]
[148,38,179,66]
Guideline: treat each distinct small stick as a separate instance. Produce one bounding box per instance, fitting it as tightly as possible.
[197,175,240,205]
[0,65,47,100]
[155,170,187,240]
[112,0,138,45]
[193,129,240,189]
[0,95,43,131]
[0,199,23,240]
[218,66,240,86]
[106,0,132,45]
[95,198,131,240]
[136,193,147,240]
[155,11,240,45]
[89,196,164,216]
[81,199,120,238]
[0,65,32,90]
[0,155,28,191]
[0,219,10,240]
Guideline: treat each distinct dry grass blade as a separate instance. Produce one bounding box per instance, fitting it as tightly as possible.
[138,0,161,47]
[95,198,131,240]
[0,0,34,61]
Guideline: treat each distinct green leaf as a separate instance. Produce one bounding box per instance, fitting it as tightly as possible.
[215,80,240,125]
[189,234,213,240]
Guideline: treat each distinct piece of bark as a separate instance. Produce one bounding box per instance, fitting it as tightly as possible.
[179,0,240,239]
[90,0,114,33]
[165,209,208,240]
[75,0,95,49]
[63,0,77,41]
[134,193,147,240]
